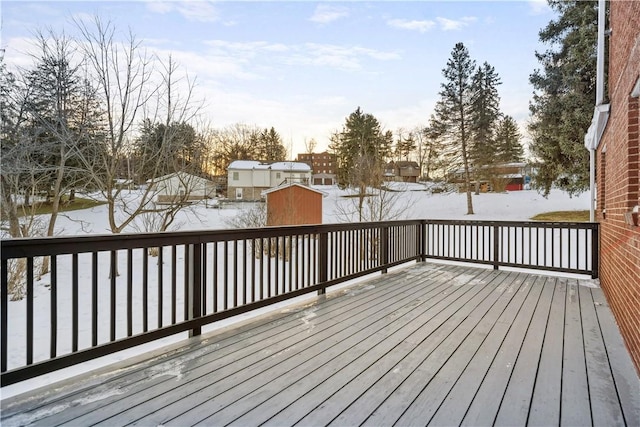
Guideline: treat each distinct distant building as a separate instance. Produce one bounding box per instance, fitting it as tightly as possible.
[296,151,337,185]
[227,160,312,201]
[447,162,531,192]
[263,183,326,226]
[149,172,216,204]
[384,161,420,183]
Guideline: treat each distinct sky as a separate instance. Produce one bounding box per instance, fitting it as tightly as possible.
[1,0,555,157]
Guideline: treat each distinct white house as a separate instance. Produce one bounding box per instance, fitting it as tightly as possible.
[149,172,216,204]
[227,160,312,201]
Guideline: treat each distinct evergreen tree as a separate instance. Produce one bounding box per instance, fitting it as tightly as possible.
[495,115,524,163]
[256,127,287,162]
[420,121,447,181]
[529,0,598,196]
[470,62,502,175]
[395,130,417,161]
[433,43,477,214]
[330,107,389,188]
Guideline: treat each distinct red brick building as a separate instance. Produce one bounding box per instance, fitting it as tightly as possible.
[264,183,326,226]
[296,151,336,185]
[595,0,640,373]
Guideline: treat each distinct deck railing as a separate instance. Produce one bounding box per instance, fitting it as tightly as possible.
[0,219,598,386]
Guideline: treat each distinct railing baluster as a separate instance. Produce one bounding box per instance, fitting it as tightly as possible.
[143,249,148,333]
[26,257,34,365]
[158,247,164,327]
[251,239,257,301]
[52,256,58,357]
[243,240,247,305]
[1,259,8,372]
[267,238,271,298]
[233,239,238,307]
[214,242,219,312]
[91,253,97,347]
[224,241,229,309]
[110,251,117,342]
[72,254,78,353]
[127,249,133,337]
[171,245,177,324]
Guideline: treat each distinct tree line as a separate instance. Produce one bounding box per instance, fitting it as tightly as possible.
[329,43,524,216]
[0,19,290,245]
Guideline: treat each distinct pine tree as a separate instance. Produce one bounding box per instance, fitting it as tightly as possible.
[529,0,598,196]
[256,127,287,162]
[495,115,524,163]
[470,62,502,177]
[433,43,477,214]
[330,107,388,188]
[394,130,417,161]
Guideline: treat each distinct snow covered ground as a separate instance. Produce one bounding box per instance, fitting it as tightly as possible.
[1,186,590,400]
[50,185,590,236]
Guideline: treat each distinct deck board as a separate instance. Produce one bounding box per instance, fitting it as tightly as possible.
[560,279,592,426]
[1,263,639,427]
[527,277,565,425]
[491,275,556,426]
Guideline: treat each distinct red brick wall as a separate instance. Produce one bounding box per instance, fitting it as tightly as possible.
[596,0,640,374]
[267,186,322,226]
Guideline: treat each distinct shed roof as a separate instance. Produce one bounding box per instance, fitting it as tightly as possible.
[261,183,328,197]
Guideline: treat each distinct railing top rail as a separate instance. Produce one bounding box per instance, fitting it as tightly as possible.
[0,220,425,259]
[422,219,598,229]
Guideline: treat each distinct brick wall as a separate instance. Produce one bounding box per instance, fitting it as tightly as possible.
[596,0,640,374]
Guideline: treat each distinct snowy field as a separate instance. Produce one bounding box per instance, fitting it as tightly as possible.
[50,185,590,236]
[2,186,590,400]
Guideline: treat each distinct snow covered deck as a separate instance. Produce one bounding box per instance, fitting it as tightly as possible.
[2,263,639,426]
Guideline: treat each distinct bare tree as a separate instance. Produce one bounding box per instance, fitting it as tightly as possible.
[304,137,317,154]
[75,18,203,236]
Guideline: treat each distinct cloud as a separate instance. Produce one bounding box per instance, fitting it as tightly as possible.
[293,43,400,71]
[436,16,477,31]
[146,0,219,23]
[203,39,399,73]
[387,19,435,33]
[528,0,552,16]
[309,4,349,24]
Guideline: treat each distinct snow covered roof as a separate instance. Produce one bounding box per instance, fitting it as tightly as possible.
[227,160,311,172]
[261,183,328,197]
[228,160,263,170]
[269,162,311,172]
[146,171,212,183]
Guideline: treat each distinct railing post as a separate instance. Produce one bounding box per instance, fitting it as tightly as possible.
[318,232,328,295]
[591,223,600,279]
[418,221,426,263]
[187,243,202,337]
[381,226,389,274]
[493,224,500,270]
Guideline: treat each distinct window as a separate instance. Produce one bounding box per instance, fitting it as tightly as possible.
[276,172,281,179]
[232,172,239,181]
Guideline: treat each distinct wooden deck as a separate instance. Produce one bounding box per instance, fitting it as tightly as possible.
[2,263,639,426]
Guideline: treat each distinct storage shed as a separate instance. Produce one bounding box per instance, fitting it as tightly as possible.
[263,184,326,226]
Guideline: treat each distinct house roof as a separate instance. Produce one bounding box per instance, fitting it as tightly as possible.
[261,183,328,197]
[228,160,311,172]
[146,171,212,184]
[386,161,419,168]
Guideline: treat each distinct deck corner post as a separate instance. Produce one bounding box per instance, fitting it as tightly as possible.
[492,224,500,270]
[419,220,427,262]
[591,223,600,279]
[187,243,202,337]
[381,225,389,274]
[318,231,328,295]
